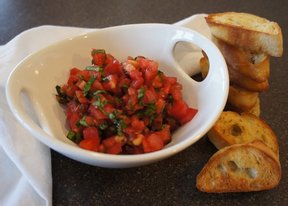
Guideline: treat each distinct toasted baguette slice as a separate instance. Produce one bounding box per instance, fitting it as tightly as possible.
[207,111,279,158]
[247,97,261,117]
[226,96,261,117]
[228,84,259,111]
[200,54,269,92]
[228,64,269,92]
[199,56,209,78]
[196,141,281,193]
[213,37,270,82]
[205,12,283,57]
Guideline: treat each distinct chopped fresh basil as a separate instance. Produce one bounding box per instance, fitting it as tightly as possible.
[83,76,96,96]
[101,76,110,82]
[91,49,106,56]
[77,116,89,127]
[92,91,108,112]
[98,121,108,130]
[144,103,156,116]
[92,90,107,96]
[108,112,117,120]
[157,70,164,81]
[85,65,103,72]
[67,131,82,144]
[115,118,127,136]
[93,98,108,111]
[55,85,70,104]
[137,87,145,100]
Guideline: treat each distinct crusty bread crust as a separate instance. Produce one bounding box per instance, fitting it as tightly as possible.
[196,141,281,193]
[213,37,270,82]
[207,111,279,158]
[205,12,283,57]
[228,84,259,111]
[228,64,269,92]
[199,56,209,78]
[247,97,260,117]
[226,96,261,117]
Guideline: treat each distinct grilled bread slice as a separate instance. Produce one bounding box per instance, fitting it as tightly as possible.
[226,96,261,117]
[247,97,260,117]
[200,54,269,92]
[213,37,270,82]
[196,141,281,193]
[199,56,209,78]
[207,111,279,158]
[228,64,269,92]
[205,12,283,57]
[228,84,259,111]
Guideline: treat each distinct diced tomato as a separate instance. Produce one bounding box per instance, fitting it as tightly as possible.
[56,49,198,155]
[68,113,81,133]
[170,83,182,101]
[102,136,123,154]
[61,84,77,97]
[83,127,100,140]
[168,100,188,119]
[102,74,118,92]
[90,80,103,92]
[103,103,115,115]
[67,75,80,86]
[152,74,163,88]
[75,90,88,104]
[143,87,157,104]
[165,76,177,85]
[80,70,91,81]
[155,125,171,144]
[129,69,144,89]
[83,116,95,127]
[79,138,100,151]
[178,108,197,125]
[104,59,122,76]
[88,105,107,120]
[130,116,145,133]
[76,80,86,90]
[142,133,164,153]
[136,56,149,69]
[70,67,81,75]
[92,51,106,67]
[105,54,115,65]
[144,61,158,82]
[66,101,80,118]
[155,98,165,114]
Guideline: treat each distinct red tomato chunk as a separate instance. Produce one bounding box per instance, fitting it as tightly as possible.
[55,49,198,154]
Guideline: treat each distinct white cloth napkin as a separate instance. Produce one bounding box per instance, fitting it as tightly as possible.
[0,14,208,206]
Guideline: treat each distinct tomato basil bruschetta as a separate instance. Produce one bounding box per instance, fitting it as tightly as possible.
[56,49,197,154]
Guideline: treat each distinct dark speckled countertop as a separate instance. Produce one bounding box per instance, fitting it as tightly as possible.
[1,0,287,205]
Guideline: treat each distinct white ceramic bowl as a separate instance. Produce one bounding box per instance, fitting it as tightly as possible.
[6,24,228,168]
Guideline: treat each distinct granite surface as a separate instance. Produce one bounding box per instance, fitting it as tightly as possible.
[1,0,287,205]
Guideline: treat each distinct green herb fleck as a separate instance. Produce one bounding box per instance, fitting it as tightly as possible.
[101,76,110,82]
[144,103,156,116]
[91,49,106,56]
[115,118,127,136]
[67,131,82,144]
[77,116,89,127]
[137,87,145,100]
[55,85,70,104]
[83,76,96,96]
[85,65,103,73]
[98,121,108,130]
